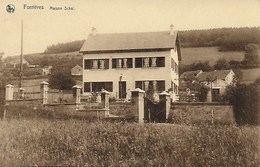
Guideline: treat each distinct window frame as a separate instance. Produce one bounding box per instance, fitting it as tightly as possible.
[135,57,165,68]
[84,59,109,70]
[84,82,113,92]
[112,58,133,69]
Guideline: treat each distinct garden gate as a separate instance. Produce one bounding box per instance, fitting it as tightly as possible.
[131,88,171,123]
[144,97,167,123]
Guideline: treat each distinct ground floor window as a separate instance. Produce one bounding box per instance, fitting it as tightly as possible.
[171,81,178,94]
[135,80,165,92]
[84,82,113,92]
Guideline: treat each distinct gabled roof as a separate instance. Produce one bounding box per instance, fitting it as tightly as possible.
[72,64,82,69]
[180,70,202,80]
[196,70,233,82]
[80,31,180,57]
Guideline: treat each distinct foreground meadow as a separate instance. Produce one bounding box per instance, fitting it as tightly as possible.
[0,119,259,166]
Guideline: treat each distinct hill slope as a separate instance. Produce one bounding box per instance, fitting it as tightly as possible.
[181,47,244,65]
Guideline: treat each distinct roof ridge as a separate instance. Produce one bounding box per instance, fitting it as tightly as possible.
[91,30,177,36]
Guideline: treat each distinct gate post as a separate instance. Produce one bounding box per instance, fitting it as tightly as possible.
[101,89,110,117]
[159,91,171,122]
[72,85,81,110]
[41,81,49,105]
[5,84,14,100]
[131,88,145,123]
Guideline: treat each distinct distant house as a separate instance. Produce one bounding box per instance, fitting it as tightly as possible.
[71,64,83,76]
[42,65,52,76]
[196,69,236,101]
[4,56,30,68]
[80,25,182,101]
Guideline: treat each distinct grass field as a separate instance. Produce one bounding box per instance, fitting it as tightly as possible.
[0,119,259,166]
[240,68,260,84]
[0,104,259,166]
[181,47,244,65]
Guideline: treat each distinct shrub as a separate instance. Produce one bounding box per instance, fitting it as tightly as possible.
[49,72,76,90]
[226,81,259,125]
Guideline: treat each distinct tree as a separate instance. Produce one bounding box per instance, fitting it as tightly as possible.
[229,60,241,69]
[225,80,259,125]
[187,81,209,102]
[0,52,4,69]
[180,61,213,74]
[213,58,230,70]
[49,72,76,90]
[243,43,260,66]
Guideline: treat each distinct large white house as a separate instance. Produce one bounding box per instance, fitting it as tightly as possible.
[80,25,182,101]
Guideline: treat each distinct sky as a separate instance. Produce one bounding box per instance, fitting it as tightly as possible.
[0,0,260,57]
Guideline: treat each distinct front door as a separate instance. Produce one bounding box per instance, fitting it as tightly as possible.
[119,81,126,99]
[212,88,220,102]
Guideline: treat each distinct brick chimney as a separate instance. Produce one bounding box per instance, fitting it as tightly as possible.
[170,24,174,36]
[91,27,97,36]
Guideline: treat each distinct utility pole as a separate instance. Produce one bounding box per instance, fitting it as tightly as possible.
[19,20,23,88]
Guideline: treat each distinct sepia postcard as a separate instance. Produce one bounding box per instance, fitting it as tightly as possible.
[0,0,259,166]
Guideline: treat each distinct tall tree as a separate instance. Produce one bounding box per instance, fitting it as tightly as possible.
[243,43,260,66]
[0,52,4,69]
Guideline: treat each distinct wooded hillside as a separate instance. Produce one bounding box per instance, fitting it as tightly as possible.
[42,27,260,54]
[179,27,260,51]
[44,40,85,54]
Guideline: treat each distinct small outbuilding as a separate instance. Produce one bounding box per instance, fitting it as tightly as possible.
[71,64,83,76]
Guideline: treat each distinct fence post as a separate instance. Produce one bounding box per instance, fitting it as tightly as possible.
[131,88,145,124]
[101,90,110,117]
[211,108,214,125]
[159,91,171,122]
[5,84,14,100]
[72,85,81,110]
[41,81,49,105]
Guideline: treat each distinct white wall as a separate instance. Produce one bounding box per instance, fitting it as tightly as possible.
[82,50,173,99]
[170,48,180,100]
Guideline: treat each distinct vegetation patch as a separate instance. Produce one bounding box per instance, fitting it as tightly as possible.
[0,120,259,166]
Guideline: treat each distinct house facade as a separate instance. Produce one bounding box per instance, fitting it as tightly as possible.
[196,69,236,101]
[71,64,83,76]
[80,26,181,101]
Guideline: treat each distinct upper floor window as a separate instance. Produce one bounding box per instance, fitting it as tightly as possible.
[112,58,133,69]
[84,59,109,69]
[135,57,165,68]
